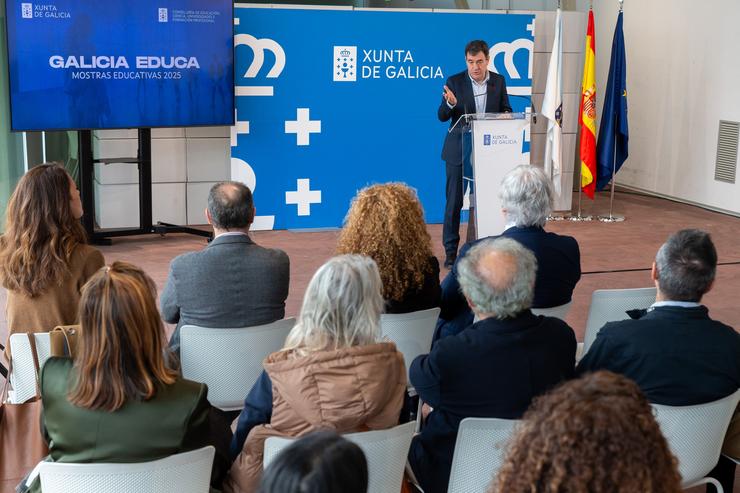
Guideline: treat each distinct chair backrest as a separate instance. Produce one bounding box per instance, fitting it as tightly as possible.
[531,301,573,320]
[7,332,51,404]
[180,318,296,411]
[447,417,519,493]
[264,421,416,493]
[381,308,440,376]
[652,389,740,487]
[39,446,215,493]
[583,287,656,354]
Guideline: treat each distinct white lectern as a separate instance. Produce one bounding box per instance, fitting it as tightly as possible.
[454,112,531,240]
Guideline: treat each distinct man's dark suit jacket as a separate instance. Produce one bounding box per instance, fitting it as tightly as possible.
[162,234,290,350]
[437,226,581,339]
[408,311,576,493]
[577,305,740,406]
[438,69,512,164]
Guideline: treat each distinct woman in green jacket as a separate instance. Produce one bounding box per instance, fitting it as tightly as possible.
[27,261,230,492]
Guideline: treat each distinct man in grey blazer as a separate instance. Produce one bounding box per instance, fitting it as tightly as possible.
[162,181,289,352]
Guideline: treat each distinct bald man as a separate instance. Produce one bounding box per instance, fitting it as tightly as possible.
[407,237,576,493]
[162,181,289,353]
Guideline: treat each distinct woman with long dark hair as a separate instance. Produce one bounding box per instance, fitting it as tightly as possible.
[0,163,104,347]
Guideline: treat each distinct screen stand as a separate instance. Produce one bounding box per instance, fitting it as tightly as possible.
[78,129,212,245]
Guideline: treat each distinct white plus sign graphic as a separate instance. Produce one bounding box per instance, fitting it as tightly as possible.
[230,110,250,147]
[284,108,321,146]
[526,22,535,36]
[285,179,322,216]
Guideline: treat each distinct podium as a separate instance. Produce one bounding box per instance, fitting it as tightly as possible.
[453,112,531,240]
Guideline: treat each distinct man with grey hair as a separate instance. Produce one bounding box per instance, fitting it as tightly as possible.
[576,229,740,491]
[437,164,580,339]
[408,237,576,493]
[162,181,289,352]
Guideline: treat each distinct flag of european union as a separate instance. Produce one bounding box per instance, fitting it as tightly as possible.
[596,11,628,191]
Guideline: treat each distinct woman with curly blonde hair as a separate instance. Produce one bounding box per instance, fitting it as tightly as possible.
[337,183,440,313]
[491,371,682,493]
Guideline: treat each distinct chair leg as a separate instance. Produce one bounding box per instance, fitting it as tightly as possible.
[683,477,722,493]
[705,455,736,493]
[415,399,423,433]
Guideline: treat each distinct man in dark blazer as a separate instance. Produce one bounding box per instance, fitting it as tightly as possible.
[439,39,512,268]
[437,165,580,339]
[408,237,576,493]
[576,229,740,491]
[162,181,290,352]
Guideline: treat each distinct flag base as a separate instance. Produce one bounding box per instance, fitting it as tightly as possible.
[598,214,625,222]
[568,214,594,221]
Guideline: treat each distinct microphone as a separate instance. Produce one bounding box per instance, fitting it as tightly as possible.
[508,94,537,124]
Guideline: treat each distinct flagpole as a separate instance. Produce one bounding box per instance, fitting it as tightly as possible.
[569,166,593,221]
[598,0,626,223]
[569,4,594,222]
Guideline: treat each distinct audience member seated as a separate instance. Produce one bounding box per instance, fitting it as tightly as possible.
[0,163,104,358]
[492,371,682,493]
[337,183,440,314]
[408,237,576,493]
[27,262,230,493]
[576,229,740,492]
[437,165,580,339]
[162,181,289,352]
[226,255,406,493]
[256,431,368,493]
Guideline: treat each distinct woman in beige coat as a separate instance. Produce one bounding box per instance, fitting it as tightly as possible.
[225,255,407,493]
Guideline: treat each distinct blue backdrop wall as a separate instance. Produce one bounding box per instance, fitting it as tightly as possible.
[231,7,534,230]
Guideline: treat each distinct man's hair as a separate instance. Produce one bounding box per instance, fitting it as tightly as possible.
[207,181,254,229]
[465,39,489,58]
[655,229,717,302]
[499,165,553,228]
[457,237,537,319]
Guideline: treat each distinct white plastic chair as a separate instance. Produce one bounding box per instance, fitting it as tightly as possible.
[7,332,51,404]
[447,417,519,493]
[582,287,656,355]
[652,389,740,492]
[180,318,296,411]
[381,307,440,376]
[39,446,215,493]
[264,421,415,493]
[531,301,572,320]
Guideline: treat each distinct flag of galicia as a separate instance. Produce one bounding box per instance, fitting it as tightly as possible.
[595,11,628,191]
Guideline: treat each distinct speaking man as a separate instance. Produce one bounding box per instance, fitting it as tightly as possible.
[438,39,512,268]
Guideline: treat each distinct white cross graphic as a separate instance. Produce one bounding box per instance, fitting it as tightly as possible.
[230,110,250,147]
[526,22,535,36]
[285,179,322,216]
[284,108,321,146]
[233,17,240,26]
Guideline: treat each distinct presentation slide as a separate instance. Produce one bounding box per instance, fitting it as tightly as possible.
[5,0,234,131]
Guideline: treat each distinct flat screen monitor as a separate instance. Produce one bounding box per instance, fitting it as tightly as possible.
[5,0,234,131]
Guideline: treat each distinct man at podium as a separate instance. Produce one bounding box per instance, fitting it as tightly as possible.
[438,39,511,268]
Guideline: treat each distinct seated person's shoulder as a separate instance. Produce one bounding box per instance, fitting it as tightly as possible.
[172,377,208,398]
[252,244,290,266]
[71,243,105,267]
[40,357,74,395]
[157,377,208,408]
[544,229,580,248]
[42,356,73,375]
